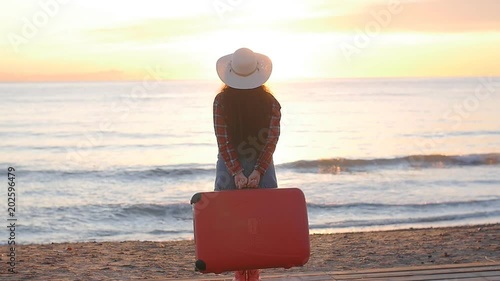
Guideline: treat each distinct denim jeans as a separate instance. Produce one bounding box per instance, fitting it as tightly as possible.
[214,154,278,191]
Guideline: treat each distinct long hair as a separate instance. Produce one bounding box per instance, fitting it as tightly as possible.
[218,85,275,151]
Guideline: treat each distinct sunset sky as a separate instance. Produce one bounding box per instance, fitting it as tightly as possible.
[0,0,499,82]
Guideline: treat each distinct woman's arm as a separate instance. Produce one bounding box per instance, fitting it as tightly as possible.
[254,98,281,175]
[213,94,243,176]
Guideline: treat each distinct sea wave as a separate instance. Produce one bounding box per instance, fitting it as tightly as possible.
[308,198,500,212]
[25,198,500,221]
[122,198,500,219]
[16,166,215,179]
[11,153,500,178]
[16,198,500,244]
[310,210,500,229]
[118,203,193,221]
[279,153,500,173]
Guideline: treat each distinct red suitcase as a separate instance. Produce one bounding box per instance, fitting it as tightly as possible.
[190,188,310,274]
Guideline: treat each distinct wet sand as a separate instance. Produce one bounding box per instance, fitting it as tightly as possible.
[1,224,498,280]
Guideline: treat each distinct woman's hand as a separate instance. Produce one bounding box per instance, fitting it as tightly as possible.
[234,171,248,189]
[247,170,261,188]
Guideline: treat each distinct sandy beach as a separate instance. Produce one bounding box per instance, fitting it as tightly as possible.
[1,224,498,280]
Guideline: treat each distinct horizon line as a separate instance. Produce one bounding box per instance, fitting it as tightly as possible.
[1,75,498,84]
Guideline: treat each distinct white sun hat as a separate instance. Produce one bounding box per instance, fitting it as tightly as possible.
[216,48,272,89]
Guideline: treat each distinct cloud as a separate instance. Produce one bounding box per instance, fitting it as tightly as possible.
[388,0,500,32]
[85,0,500,46]
[0,70,130,82]
[277,0,500,33]
[86,17,221,44]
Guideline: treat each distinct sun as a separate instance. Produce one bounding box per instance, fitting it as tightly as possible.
[265,45,311,81]
[239,31,320,82]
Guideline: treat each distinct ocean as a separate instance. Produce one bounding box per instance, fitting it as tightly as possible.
[1,77,499,244]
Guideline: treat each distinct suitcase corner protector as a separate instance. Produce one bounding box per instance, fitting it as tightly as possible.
[190,193,202,204]
[195,259,206,271]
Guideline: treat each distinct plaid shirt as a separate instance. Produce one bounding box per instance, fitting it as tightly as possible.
[213,93,281,176]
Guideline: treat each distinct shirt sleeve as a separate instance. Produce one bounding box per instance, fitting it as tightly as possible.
[213,94,243,176]
[254,99,281,175]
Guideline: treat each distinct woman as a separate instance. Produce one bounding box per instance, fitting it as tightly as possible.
[213,48,281,281]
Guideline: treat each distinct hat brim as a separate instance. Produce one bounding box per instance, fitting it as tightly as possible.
[216,52,272,89]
